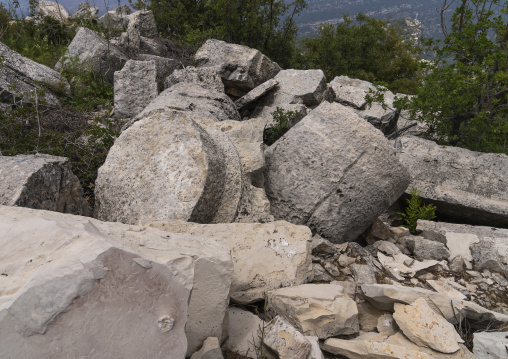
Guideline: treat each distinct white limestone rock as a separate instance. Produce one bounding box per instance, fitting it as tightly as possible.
[190,337,223,359]
[98,5,132,31]
[473,331,508,359]
[235,79,279,109]
[37,1,68,22]
[263,316,312,359]
[164,66,225,93]
[127,10,158,38]
[322,338,433,359]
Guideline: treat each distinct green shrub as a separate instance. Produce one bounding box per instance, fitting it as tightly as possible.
[263,107,303,146]
[397,188,437,234]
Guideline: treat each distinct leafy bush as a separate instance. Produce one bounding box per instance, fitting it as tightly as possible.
[263,107,303,146]
[397,188,437,234]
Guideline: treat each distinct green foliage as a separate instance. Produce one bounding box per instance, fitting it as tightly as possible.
[294,14,423,94]
[263,107,303,145]
[397,188,437,234]
[143,0,306,67]
[399,0,508,154]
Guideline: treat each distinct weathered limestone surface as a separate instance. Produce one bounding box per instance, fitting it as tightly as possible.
[164,66,225,93]
[37,1,69,22]
[55,27,129,83]
[190,337,223,359]
[396,136,508,228]
[473,331,508,359]
[0,154,91,216]
[249,103,307,128]
[127,10,158,38]
[114,59,157,118]
[265,102,410,243]
[322,338,433,359]
[98,5,132,31]
[266,284,359,339]
[235,79,278,109]
[194,39,281,91]
[148,220,313,304]
[263,316,312,359]
[137,54,181,91]
[70,3,99,19]
[0,205,233,357]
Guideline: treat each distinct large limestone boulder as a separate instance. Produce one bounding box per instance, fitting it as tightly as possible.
[0,154,90,216]
[263,316,312,359]
[127,10,158,38]
[265,101,410,243]
[137,54,181,91]
[148,220,313,304]
[473,331,508,359]
[55,27,129,83]
[263,69,328,107]
[98,5,132,31]
[194,39,281,91]
[266,284,359,339]
[395,136,508,228]
[95,110,241,225]
[0,205,233,357]
[164,66,225,93]
[36,1,69,22]
[235,79,279,110]
[70,3,99,19]
[361,284,508,328]
[114,59,157,118]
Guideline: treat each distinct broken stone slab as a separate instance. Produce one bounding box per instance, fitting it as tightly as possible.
[70,3,99,19]
[306,336,324,359]
[312,263,333,282]
[0,205,233,356]
[396,136,508,228]
[426,279,467,300]
[393,298,461,354]
[312,234,337,256]
[98,5,132,31]
[136,54,181,91]
[164,66,225,93]
[265,101,410,243]
[127,10,158,38]
[473,331,508,359]
[266,284,359,339]
[95,110,241,225]
[37,0,68,22]
[114,60,158,118]
[355,95,399,135]
[361,283,508,328]
[351,264,377,285]
[222,308,275,359]
[357,301,385,332]
[262,69,328,107]
[149,220,313,304]
[0,154,91,216]
[190,337,224,359]
[362,218,394,245]
[194,39,281,91]
[377,314,398,336]
[263,316,312,359]
[417,220,508,272]
[322,338,433,359]
[0,41,70,95]
[55,27,129,84]
[406,236,451,261]
[235,79,278,110]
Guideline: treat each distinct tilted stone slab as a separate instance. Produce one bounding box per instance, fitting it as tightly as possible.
[70,3,99,19]
[235,79,278,109]
[36,1,69,22]
[114,59,158,118]
[322,338,433,359]
[194,39,281,91]
[164,66,225,93]
[396,136,508,228]
[0,154,90,216]
[0,205,233,357]
[265,102,410,243]
[263,316,312,359]
[473,331,508,359]
[148,220,313,304]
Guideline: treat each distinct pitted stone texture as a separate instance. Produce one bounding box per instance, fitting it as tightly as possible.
[235,79,278,109]
[263,69,328,107]
[396,136,508,228]
[55,27,129,83]
[114,60,157,118]
[0,154,90,216]
[361,284,508,328]
[70,3,98,19]
[36,1,68,22]
[194,39,281,91]
[127,10,157,38]
[473,331,508,359]
[266,284,359,339]
[137,54,181,91]
[190,337,223,359]
[250,104,307,127]
[322,338,433,359]
[95,111,229,225]
[148,221,313,304]
[0,206,193,358]
[393,298,461,353]
[265,102,410,243]
[0,205,233,357]
[263,316,312,359]
[164,66,225,93]
[417,220,508,272]
[98,5,131,31]
[406,236,451,261]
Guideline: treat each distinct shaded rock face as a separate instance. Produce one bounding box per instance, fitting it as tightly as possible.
[98,5,132,31]
[127,10,158,38]
[164,66,225,93]
[70,3,99,19]
[36,1,69,22]
[194,39,281,91]
[137,54,181,91]
[0,205,233,357]
[265,101,410,243]
[55,27,129,84]
[148,220,313,304]
[473,331,508,359]
[114,59,157,118]
[396,136,508,228]
[263,316,312,359]
[0,154,91,216]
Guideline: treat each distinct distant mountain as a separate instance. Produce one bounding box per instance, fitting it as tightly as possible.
[294,0,460,41]
[8,0,130,17]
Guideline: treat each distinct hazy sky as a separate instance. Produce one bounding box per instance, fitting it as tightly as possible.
[2,0,130,17]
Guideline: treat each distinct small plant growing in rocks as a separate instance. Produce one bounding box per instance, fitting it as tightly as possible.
[263,107,303,146]
[398,187,437,234]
